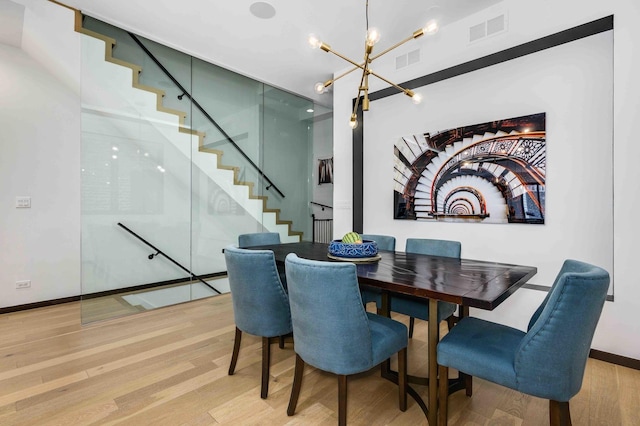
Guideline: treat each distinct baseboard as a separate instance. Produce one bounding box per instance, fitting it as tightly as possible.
[0,295,83,314]
[0,272,227,315]
[590,349,640,370]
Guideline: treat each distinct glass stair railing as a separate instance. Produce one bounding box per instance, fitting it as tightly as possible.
[76,12,323,323]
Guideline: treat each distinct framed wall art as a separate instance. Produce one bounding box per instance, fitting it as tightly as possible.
[393,113,546,224]
[318,157,333,185]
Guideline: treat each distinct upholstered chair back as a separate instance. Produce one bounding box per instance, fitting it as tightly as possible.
[285,254,376,374]
[516,259,609,400]
[238,232,281,248]
[361,234,396,251]
[405,238,461,258]
[224,245,291,338]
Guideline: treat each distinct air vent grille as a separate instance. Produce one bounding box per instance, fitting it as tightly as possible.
[487,15,505,35]
[469,22,486,42]
[469,13,507,43]
[396,49,421,70]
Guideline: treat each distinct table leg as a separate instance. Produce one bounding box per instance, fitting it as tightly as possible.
[379,290,430,418]
[381,291,390,317]
[428,298,438,425]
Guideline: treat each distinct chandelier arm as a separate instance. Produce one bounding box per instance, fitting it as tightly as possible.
[330,65,362,86]
[352,86,364,117]
[322,46,368,72]
[367,69,414,96]
[352,52,371,114]
[369,32,419,61]
[358,52,371,89]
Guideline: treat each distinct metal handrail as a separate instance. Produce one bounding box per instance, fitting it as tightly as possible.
[310,201,333,210]
[126,32,285,198]
[118,222,221,294]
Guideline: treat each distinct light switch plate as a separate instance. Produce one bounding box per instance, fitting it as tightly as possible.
[16,196,31,208]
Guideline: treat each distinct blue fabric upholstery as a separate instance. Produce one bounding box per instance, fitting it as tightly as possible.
[437,259,610,402]
[238,232,281,248]
[238,232,286,286]
[405,238,461,258]
[390,238,460,323]
[437,317,524,389]
[224,245,291,338]
[285,253,408,375]
[360,234,396,308]
[361,234,396,251]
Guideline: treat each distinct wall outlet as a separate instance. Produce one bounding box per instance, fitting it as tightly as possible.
[16,196,31,208]
[16,280,31,289]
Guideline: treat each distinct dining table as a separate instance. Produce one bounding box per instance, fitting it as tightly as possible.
[249,241,537,425]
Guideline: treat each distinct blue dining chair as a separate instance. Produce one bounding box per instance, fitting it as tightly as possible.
[238,231,287,287]
[238,232,281,248]
[360,234,396,310]
[361,234,396,251]
[437,259,610,426]
[224,245,292,399]
[285,253,408,425]
[390,238,460,338]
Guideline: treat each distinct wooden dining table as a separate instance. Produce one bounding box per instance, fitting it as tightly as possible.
[250,241,537,425]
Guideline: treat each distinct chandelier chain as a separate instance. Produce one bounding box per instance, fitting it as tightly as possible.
[366,0,369,32]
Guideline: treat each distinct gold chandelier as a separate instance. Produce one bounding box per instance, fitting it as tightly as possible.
[308,0,439,129]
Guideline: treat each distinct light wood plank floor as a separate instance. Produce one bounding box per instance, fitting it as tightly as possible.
[1,294,638,425]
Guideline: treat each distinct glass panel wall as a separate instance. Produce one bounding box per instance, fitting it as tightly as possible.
[79,17,323,323]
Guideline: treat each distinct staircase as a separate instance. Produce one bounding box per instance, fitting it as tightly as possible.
[77,13,302,243]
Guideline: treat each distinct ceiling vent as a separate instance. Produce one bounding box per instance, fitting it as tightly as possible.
[396,48,421,70]
[469,13,507,43]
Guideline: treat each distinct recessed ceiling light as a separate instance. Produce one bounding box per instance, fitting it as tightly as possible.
[307,108,314,113]
[250,2,276,19]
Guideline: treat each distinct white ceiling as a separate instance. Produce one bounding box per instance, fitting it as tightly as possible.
[0,0,24,47]
[18,0,502,106]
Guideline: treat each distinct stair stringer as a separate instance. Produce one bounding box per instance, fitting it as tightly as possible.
[74,12,302,242]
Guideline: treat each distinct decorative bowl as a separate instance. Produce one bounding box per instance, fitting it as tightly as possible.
[328,239,378,258]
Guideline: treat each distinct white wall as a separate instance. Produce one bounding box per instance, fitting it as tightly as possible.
[0,0,81,307]
[333,0,640,359]
[365,31,612,291]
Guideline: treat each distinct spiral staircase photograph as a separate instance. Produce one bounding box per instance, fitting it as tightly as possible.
[394,113,546,224]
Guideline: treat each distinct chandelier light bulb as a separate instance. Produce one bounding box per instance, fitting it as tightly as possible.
[349,115,358,129]
[423,19,439,35]
[412,92,423,104]
[308,34,322,49]
[366,27,381,46]
[314,82,326,94]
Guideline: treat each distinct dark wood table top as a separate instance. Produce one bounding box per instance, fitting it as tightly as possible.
[253,241,537,310]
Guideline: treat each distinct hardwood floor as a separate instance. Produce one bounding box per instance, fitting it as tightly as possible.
[1,294,638,425]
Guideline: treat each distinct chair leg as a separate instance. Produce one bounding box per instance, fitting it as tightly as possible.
[549,400,572,426]
[446,315,455,330]
[228,327,242,375]
[287,354,305,416]
[438,364,449,426]
[462,372,473,396]
[338,375,348,426]
[398,348,407,411]
[261,336,271,399]
[408,317,415,338]
[279,335,285,349]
